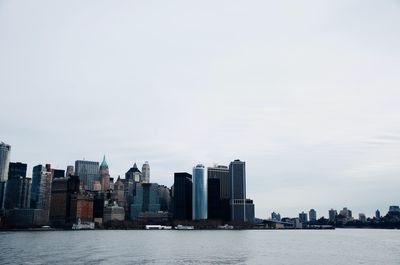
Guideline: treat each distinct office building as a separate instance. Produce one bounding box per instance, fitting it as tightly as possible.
[158,185,171,212]
[70,191,94,224]
[30,164,52,224]
[359,213,367,223]
[103,202,125,223]
[4,175,31,209]
[112,176,125,207]
[8,162,27,179]
[130,183,160,220]
[75,160,99,190]
[375,209,381,219]
[207,178,221,220]
[0,142,11,182]
[207,165,230,199]
[142,161,150,183]
[99,155,110,191]
[52,169,65,179]
[66,165,74,177]
[271,212,281,221]
[192,164,207,220]
[173,172,192,220]
[329,209,337,223]
[309,209,317,222]
[299,211,308,223]
[125,163,141,183]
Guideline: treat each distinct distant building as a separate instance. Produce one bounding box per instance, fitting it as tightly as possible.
[309,209,317,222]
[30,164,52,224]
[299,211,308,223]
[192,164,207,220]
[328,209,337,223]
[93,180,102,191]
[375,209,381,219]
[0,142,11,182]
[359,213,367,223]
[70,191,94,224]
[141,161,150,183]
[49,175,80,227]
[207,165,230,199]
[99,155,110,191]
[112,176,125,207]
[6,209,47,228]
[388,205,400,213]
[173,172,192,220]
[339,207,352,219]
[229,159,255,223]
[125,163,141,183]
[93,191,107,224]
[207,178,221,220]
[271,212,281,221]
[52,169,65,179]
[75,160,99,190]
[103,202,125,223]
[66,165,74,177]
[158,185,171,212]
[8,162,27,179]
[130,183,160,220]
[4,175,31,209]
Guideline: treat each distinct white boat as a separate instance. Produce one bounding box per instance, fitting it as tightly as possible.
[145,225,172,230]
[72,218,95,230]
[175,225,194,230]
[218,224,234,230]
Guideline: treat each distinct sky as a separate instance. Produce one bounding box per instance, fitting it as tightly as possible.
[1,0,399,219]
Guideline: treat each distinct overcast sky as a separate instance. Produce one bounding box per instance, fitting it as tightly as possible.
[1,0,399,218]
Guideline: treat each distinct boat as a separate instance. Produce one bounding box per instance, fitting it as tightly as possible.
[175,225,194,230]
[72,218,95,230]
[145,225,172,230]
[218,224,234,230]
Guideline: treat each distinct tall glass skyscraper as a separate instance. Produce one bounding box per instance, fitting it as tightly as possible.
[75,160,99,190]
[0,142,11,182]
[192,164,207,220]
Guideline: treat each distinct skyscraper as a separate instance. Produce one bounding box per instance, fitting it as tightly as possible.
[192,164,207,220]
[309,209,317,222]
[66,165,74,177]
[130,183,160,220]
[207,165,230,199]
[0,142,11,182]
[99,155,110,191]
[125,163,141,183]
[299,211,308,223]
[75,160,99,190]
[230,159,248,222]
[30,164,53,224]
[8,162,27,179]
[173,172,192,220]
[328,209,337,223]
[4,175,31,209]
[207,178,221,220]
[142,161,150,183]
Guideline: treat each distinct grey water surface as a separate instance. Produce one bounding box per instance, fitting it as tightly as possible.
[0,229,399,264]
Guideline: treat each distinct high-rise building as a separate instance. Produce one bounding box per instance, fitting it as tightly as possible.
[66,165,74,177]
[8,162,27,179]
[69,191,94,224]
[74,160,99,190]
[52,169,65,179]
[328,209,338,223]
[271,212,281,221]
[375,209,381,219]
[142,161,150,183]
[4,175,31,209]
[192,164,207,220]
[49,175,80,227]
[359,213,367,223]
[30,164,53,224]
[207,165,230,199]
[99,155,110,191]
[299,211,308,223]
[229,159,254,223]
[130,183,160,220]
[309,209,317,222]
[207,178,221,220]
[173,172,192,220]
[125,163,141,183]
[158,185,171,212]
[0,142,11,182]
[112,176,125,207]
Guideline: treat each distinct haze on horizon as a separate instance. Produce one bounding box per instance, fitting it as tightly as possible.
[1,0,399,218]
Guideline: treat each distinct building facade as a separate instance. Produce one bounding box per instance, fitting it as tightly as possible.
[74,160,99,190]
[309,209,317,222]
[141,161,150,183]
[0,142,11,182]
[99,155,110,191]
[173,172,192,220]
[4,175,31,209]
[192,164,207,220]
[30,164,52,224]
[207,165,230,199]
[130,183,160,220]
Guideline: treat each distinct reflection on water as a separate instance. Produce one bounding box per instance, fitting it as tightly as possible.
[0,229,399,265]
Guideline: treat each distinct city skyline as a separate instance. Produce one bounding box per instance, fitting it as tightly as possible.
[1,1,400,218]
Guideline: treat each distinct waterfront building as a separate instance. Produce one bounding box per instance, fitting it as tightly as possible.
[271,212,281,221]
[375,209,381,219]
[158,185,171,212]
[30,164,52,224]
[103,202,125,223]
[125,163,141,183]
[99,155,110,191]
[8,162,27,179]
[49,175,80,227]
[112,176,125,207]
[192,164,207,220]
[70,191,94,224]
[207,165,230,199]
[4,175,31,209]
[207,178,221,220]
[359,213,367,223]
[74,160,99,190]
[173,172,192,220]
[329,209,337,223]
[5,209,47,227]
[229,159,254,223]
[309,209,317,222]
[299,211,308,223]
[93,192,106,224]
[340,207,352,219]
[142,161,150,183]
[0,142,11,182]
[130,183,160,220]
[389,205,400,213]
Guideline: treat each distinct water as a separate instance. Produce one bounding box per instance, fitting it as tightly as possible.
[0,229,399,264]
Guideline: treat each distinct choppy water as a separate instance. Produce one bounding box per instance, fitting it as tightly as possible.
[0,229,399,264]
